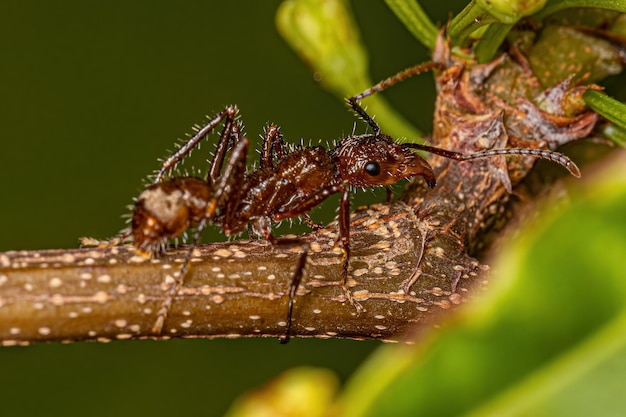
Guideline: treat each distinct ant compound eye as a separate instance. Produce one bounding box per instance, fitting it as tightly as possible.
[364,161,381,176]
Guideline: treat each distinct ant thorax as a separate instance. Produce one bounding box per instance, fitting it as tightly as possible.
[238,146,338,222]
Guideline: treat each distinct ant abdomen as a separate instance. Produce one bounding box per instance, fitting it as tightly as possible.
[132,177,212,254]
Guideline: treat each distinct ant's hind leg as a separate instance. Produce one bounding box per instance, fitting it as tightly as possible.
[151,217,209,335]
[156,105,239,183]
[260,124,287,168]
[81,110,240,256]
[152,138,250,335]
[79,230,132,249]
[303,214,324,231]
[207,116,245,185]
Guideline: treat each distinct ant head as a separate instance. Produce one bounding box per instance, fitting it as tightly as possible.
[332,134,436,188]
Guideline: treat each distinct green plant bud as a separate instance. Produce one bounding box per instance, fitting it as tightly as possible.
[477,0,547,23]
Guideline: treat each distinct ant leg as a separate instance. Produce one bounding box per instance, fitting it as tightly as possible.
[346,97,381,135]
[212,133,250,212]
[338,188,364,313]
[151,215,209,334]
[280,239,308,344]
[346,62,445,135]
[303,214,324,231]
[260,124,287,168]
[79,231,132,249]
[260,125,329,230]
[274,185,346,220]
[268,184,365,337]
[155,105,238,183]
[351,62,444,102]
[262,233,309,345]
[401,224,430,294]
[152,137,250,335]
[246,214,308,344]
[85,110,240,252]
[208,117,243,185]
[385,187,394,203]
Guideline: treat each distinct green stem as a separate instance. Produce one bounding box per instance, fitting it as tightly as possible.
[534,0,626,20]
[602,125,626,148]
[585,90,626,148]
[474,22,513,63]
[384,0,439,50]
[584,90,626,132]
[448,0,498,46]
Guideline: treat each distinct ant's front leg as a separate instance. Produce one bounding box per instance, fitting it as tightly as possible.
[350,62,444,103]
[337,187,364,314]
[384,187,394,203]
[346,97,381,135]
[346,61,445,135]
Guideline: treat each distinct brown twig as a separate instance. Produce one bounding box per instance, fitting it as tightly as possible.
[0,201,485,345]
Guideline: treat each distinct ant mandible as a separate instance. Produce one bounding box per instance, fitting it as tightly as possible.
[129,61,580,344]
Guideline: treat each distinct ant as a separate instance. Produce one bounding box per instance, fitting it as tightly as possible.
[119,62,580,344]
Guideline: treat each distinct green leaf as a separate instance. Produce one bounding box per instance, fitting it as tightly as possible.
[384,0,438,50]
[276,0,423,140]
[474,22,513,63]
[337,156,626,417]
[534,0,626,21]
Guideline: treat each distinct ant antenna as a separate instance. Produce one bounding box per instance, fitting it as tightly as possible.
[402,142,581,178]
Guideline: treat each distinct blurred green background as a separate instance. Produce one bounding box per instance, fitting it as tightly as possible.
[0,1,468,416]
